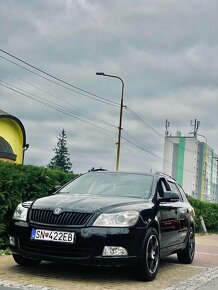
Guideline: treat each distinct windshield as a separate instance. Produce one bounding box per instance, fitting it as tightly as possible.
[59,172,153,199]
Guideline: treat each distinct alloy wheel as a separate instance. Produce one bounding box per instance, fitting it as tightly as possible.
[188,229,195,259]
[145,234,159,274]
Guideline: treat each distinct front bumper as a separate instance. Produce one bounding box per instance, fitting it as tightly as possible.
[9,220,146,266]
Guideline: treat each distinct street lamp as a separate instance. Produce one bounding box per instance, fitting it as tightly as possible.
[96,72,124,171]
[197,134,207,145]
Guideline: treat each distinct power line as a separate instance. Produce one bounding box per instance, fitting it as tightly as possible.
[1,49,194,148]
[0,50,120,107]
[0,66,117,129]
[126,106,196,154]
[126,107,163,137]
[0,55,119,107]
[122,133,195,174]
[0,81,118,135]
[122,136,162,159]
[0,50,196,174]
[0,79,152,156]
[1,79,195,175]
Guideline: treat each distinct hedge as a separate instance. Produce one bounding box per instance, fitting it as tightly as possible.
[0,162,217,249]
[188,196,218,233]
[0,162,76,249]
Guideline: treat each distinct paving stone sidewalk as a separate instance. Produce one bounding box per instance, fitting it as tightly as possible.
[0,234,217,290]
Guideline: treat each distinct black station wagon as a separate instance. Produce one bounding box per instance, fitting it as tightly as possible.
[9,171,195,281]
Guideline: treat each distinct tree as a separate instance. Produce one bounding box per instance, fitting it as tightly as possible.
[48,129,72,172]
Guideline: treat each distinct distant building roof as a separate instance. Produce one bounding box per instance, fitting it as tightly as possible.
[0,110,26,147]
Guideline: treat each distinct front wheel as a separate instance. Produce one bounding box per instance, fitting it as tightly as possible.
[137,227,160,281]
[13,254,41,266]
[177,227,195,264]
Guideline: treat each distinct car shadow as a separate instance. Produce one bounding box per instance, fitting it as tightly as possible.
[8,256,181,283]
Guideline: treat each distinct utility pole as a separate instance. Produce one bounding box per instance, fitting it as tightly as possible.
[96,72,124,171]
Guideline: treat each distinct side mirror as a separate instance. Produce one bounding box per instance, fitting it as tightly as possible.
[159,191,180,203]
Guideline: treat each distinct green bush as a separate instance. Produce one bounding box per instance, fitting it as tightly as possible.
[0,162,76,249]
[1,162,217,249]
[188,197,218,233]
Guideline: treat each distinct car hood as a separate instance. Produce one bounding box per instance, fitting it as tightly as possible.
[32,193,150,213]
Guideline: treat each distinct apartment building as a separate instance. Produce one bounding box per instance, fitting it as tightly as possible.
[163,134,218,203]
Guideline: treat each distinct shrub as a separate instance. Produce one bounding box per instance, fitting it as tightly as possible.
[188,197,218,233]
[0,162,76,249]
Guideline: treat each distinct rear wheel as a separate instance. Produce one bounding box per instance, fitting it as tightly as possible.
[13,254,41,266]
[137,227,160,281]
[177,227,195,264]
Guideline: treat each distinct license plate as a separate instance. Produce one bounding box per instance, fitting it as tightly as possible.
[31,229,75,243]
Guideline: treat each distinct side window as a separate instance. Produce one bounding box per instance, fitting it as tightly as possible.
[177,184,188,202]
[168,181,183,201]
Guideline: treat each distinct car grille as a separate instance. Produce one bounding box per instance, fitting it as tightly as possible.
[19,239,92,259]
[29,209,94,226]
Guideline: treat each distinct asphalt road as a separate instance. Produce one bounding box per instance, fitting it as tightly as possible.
[0,234,217,290]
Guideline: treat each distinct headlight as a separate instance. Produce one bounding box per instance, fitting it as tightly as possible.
[13,203,28,221]
[93,211,139,227]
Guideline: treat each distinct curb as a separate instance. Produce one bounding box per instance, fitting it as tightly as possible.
[163,267,218,290]
[0,279,56,290]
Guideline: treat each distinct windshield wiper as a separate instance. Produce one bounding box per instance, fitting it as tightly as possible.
[59,191,70,194]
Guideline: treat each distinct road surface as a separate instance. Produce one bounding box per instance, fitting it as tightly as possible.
[0,234,217,290]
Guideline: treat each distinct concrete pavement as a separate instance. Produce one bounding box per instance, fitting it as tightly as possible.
[0,234,217,289]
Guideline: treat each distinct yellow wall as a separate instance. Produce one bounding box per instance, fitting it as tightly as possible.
[0,118,24,164]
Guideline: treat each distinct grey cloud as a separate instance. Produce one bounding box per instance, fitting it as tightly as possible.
[0,0,218,173]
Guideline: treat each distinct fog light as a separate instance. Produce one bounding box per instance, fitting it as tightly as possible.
[9,236,15,246]
[102,246,128,256]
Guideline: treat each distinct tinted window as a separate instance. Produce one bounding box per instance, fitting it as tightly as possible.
[59,173,154,199]
[177,184,188,202]
[168,181,183,201]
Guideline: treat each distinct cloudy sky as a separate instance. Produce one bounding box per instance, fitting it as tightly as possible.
[0,0,217,174]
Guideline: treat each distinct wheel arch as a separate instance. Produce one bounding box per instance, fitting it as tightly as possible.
[147,220,160,237]
[189,220,195,232]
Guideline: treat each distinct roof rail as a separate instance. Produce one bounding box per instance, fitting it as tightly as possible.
[155,171,176,181]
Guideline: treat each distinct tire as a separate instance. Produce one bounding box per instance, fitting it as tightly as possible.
[177,227,195,264]
[13,253,41,266]
[137,227,160,281]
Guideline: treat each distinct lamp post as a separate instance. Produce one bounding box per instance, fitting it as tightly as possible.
[197,134,207,145]
[96,72,124,171]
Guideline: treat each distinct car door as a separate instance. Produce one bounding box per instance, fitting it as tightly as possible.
[157,178,180,249]
[176,184,193,243]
